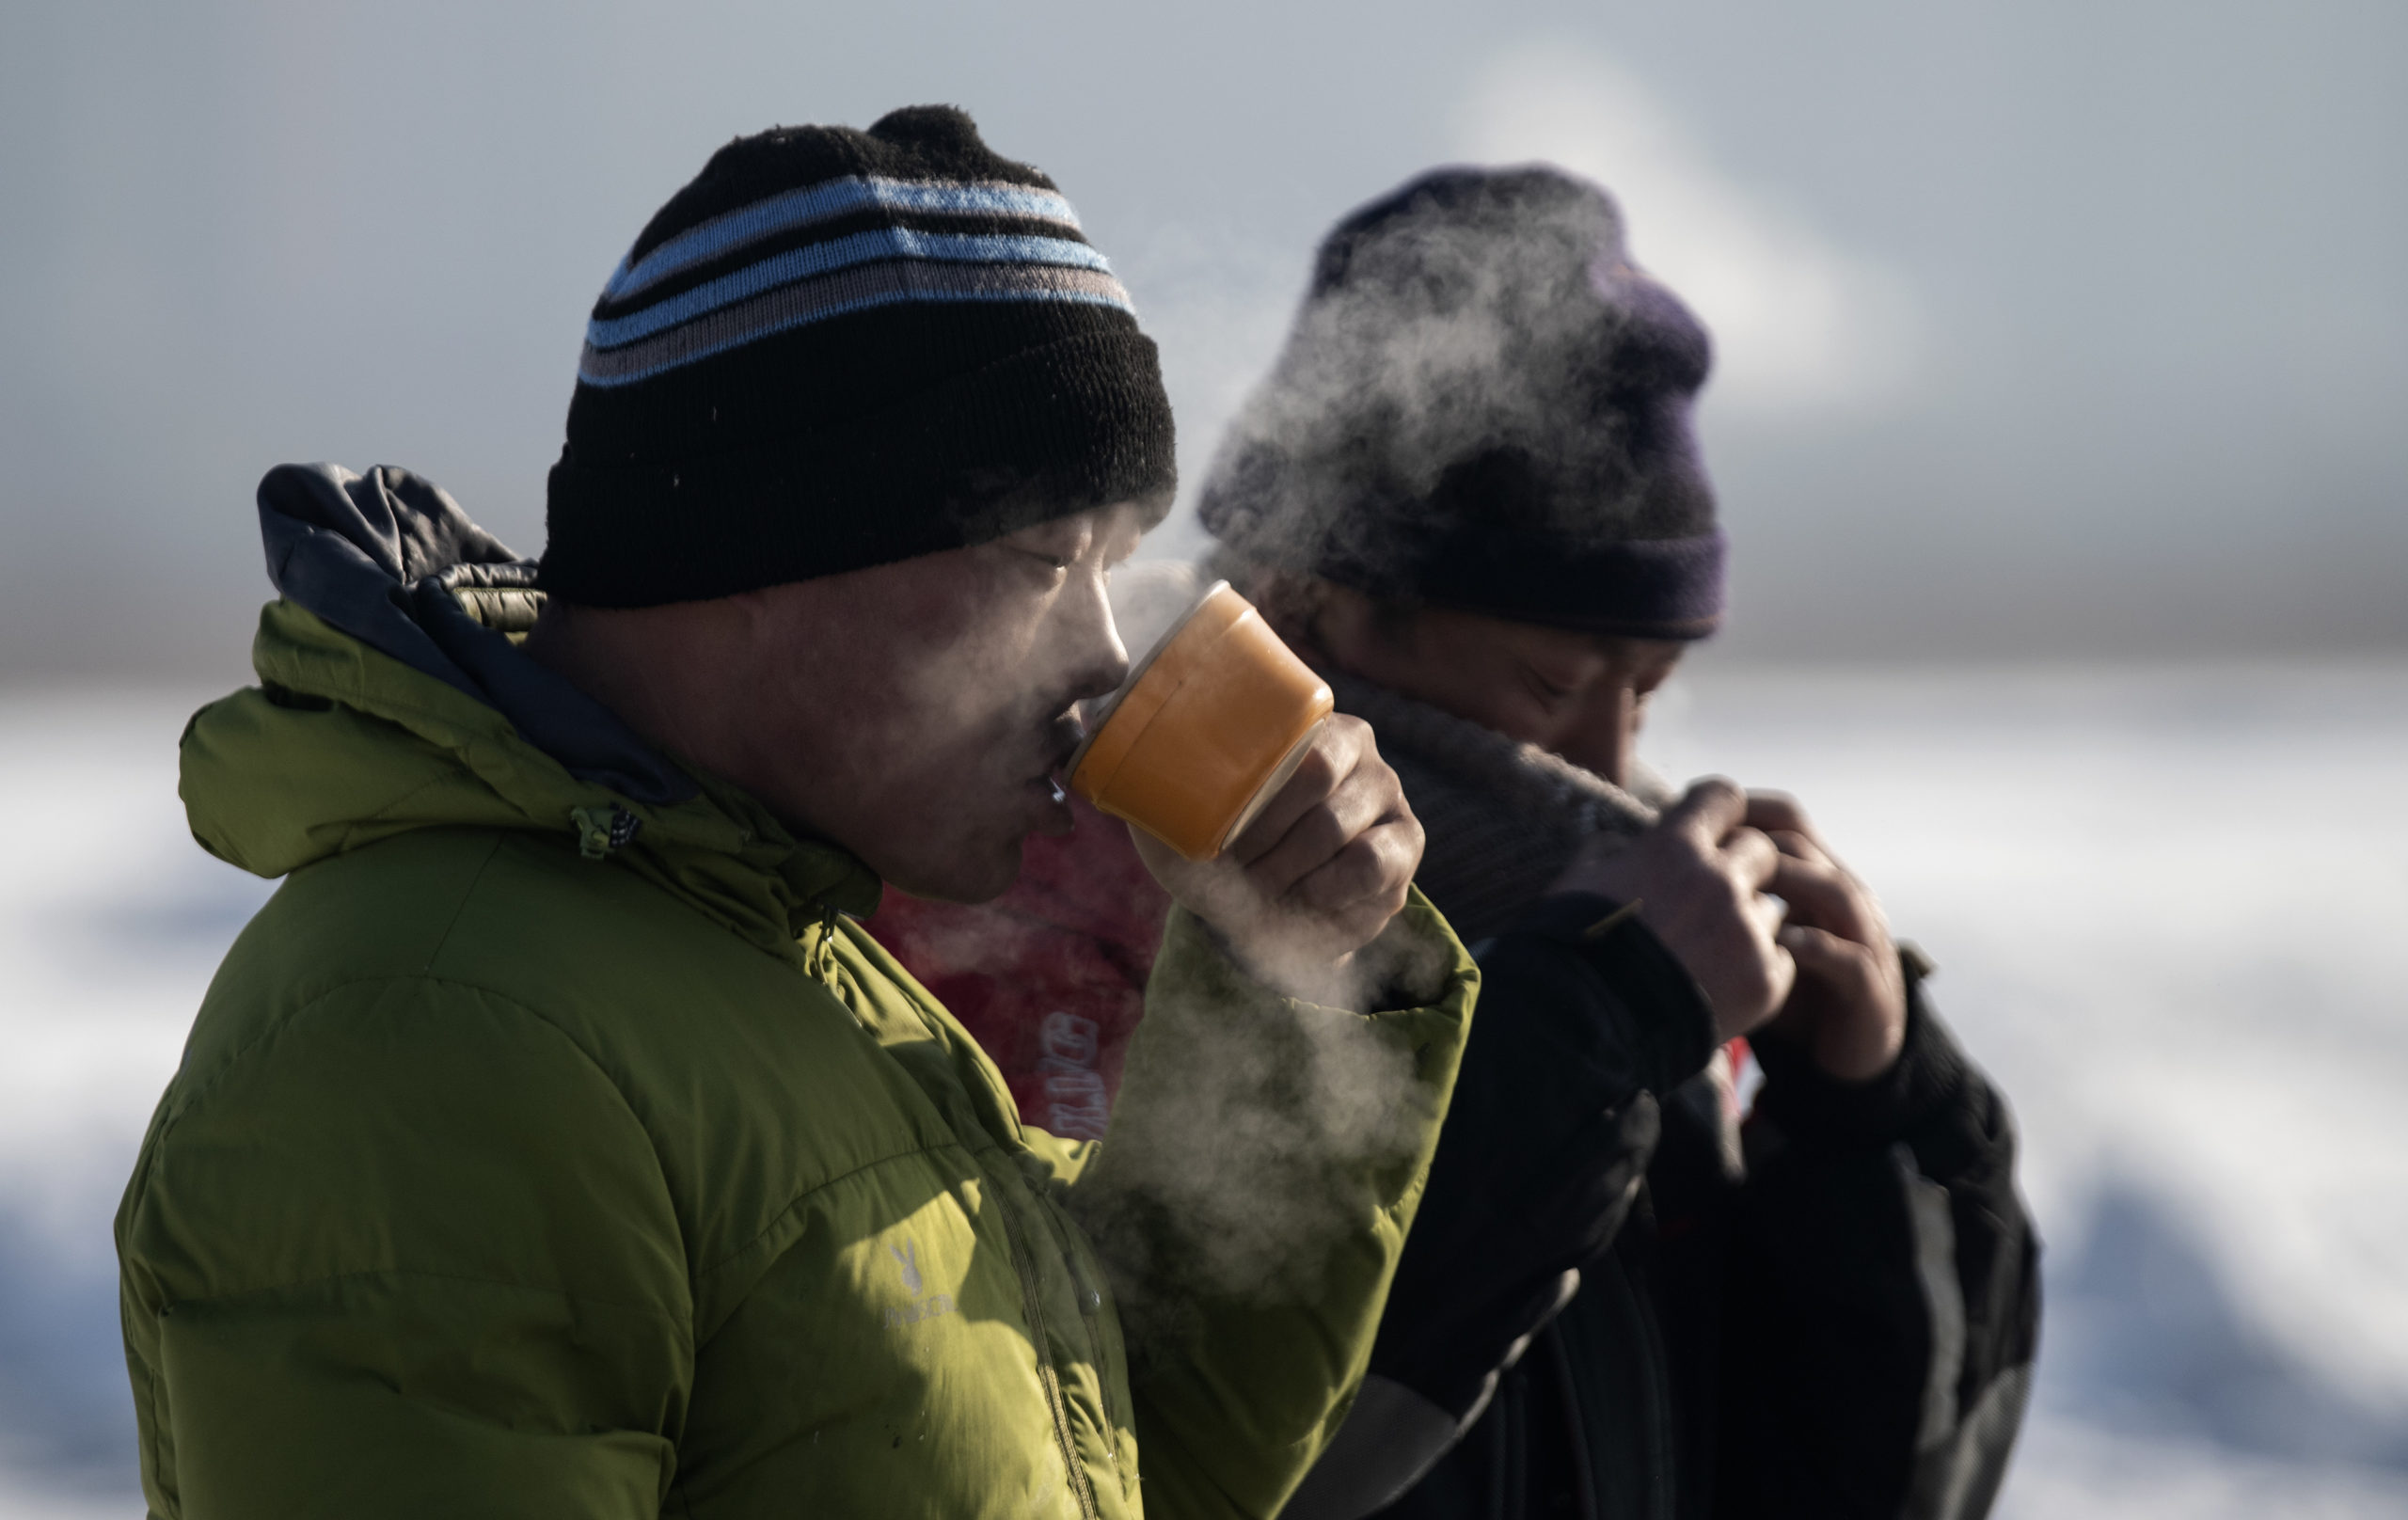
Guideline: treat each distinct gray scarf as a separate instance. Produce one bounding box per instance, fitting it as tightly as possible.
[1326,670,1680,942]
[1331,670,1743,1177]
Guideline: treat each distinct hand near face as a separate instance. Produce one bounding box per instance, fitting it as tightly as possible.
[1748,791,1908,1083]
[1550,778,1796,1042]
[1131,714,1425,1005]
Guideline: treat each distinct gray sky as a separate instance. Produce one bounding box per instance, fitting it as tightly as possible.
[3,0,2402,682]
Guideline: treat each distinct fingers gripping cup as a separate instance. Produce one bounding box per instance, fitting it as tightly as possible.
[1068,581,1335,862]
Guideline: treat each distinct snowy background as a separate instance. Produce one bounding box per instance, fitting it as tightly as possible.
[4,664,2404,1517]
[3,0,2403,1512]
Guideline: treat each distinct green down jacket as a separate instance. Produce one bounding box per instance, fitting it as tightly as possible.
[119,588,1477,1519]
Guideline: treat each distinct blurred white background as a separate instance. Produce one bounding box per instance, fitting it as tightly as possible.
[2,1,2403,1513]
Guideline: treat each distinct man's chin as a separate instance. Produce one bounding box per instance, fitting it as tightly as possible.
[883,836,1026,908]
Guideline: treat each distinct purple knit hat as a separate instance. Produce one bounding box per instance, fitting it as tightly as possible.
[1197,166,1724,639]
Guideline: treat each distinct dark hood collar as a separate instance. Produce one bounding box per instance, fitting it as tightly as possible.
[257,462,698,805]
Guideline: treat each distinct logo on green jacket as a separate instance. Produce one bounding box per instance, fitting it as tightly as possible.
[884,1238,955,1328]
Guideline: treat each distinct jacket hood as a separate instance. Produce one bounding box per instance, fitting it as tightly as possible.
[182,463,879,955]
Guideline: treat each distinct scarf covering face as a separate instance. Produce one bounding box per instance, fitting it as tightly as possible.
[1327,667,1744,1179]
[1324,669,1679,943]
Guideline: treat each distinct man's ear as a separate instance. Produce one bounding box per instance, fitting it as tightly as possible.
[1245,565,1336,656]
[1302,578,1421,666]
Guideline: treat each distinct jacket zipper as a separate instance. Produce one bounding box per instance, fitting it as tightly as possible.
[1038,1201,1123,1475]
[1065,1245,1122,1458]
[1008,1153,1124,1452]
[993,1167,1102,1520]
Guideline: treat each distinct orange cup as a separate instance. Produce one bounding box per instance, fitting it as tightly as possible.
[1068,581,1335,861]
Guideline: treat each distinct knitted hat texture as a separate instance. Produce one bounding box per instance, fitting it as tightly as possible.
[542,105,1176,607]
[1197,166,1724,639]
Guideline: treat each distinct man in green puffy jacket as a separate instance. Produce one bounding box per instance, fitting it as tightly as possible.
[116,107,1481,1520]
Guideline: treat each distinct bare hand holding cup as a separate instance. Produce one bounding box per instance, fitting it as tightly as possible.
[1131,714,1424,1004]
[1069,582,1424,1003]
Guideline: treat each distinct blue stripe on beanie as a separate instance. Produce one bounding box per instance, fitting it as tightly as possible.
[579,261,1134,388]
[586,228,1124,353]
[603,176,1085,304]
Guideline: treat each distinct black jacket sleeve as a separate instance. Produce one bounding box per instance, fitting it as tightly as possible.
[1375,894,1718,1417]
[1285,895,1717,1520]
[1709,962,2041,1520]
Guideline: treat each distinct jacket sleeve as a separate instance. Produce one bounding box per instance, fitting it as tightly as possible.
[1286,892,1717,1520]
[116,978,693,1520]
[1711,963,2041,1520]
[1061,888,1478,1520]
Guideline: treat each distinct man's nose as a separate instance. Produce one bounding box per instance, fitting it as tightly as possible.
[1561,684,1640,787]
[1064,577,1131,703]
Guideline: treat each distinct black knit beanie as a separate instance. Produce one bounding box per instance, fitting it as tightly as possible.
[541,105,1177,608]
[1197,166,1724,640]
